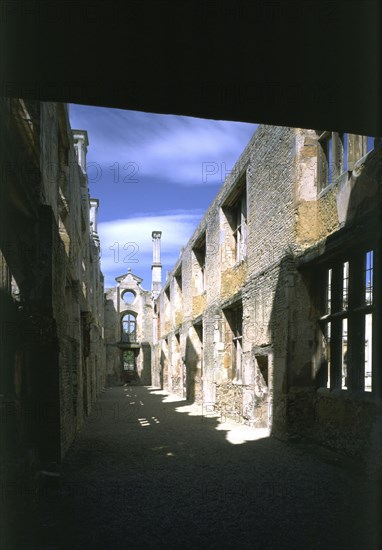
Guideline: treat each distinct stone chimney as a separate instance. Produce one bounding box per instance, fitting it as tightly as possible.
[72,129,89,174]
[151,231,162,299]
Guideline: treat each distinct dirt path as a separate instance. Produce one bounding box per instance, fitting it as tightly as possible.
[25,385,379,550]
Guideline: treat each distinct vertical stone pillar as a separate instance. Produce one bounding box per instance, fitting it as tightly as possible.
[72,129,89,174]
[89,198,100,247]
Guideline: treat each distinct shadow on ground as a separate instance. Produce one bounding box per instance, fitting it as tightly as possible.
[17,385,381,550]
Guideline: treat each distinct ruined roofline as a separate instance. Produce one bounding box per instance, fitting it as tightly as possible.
[115,270,143,284]
[161,124,261,274]
[162,255,183,290]
[156,124,320,299]
[157,126,260,290]
[155,125,304,301]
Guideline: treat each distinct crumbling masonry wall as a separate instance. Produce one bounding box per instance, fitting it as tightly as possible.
[0,99,106,549]
[153,124,382,471]
[104,270,153,386]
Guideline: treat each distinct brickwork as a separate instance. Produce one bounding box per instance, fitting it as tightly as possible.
[152,123,382,472]
[0,98,106,511]
[2,99,381,549]
[40,105,106,457]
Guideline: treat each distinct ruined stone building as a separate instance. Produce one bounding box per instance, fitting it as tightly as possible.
[152,126,382,472]
[1,98,381,546]
[103,231,163,387]
[104,267,154,386]
[0,100,106,512]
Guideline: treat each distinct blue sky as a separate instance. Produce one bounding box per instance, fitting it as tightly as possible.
[68,104,258,289]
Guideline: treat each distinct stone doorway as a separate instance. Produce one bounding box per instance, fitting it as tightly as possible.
[122,349,137,383]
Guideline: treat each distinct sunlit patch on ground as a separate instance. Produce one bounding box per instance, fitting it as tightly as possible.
[149,388,185,403]
[174,402,206,417]
[148,390,271,445]
[215,423,270,445]
[29,385,377,550]
[138,417,151,426]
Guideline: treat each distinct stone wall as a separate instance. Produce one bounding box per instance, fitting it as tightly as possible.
[153,123,382,472]
[40,103,106,457]
[104,270,153,386]
[0,99,106,547]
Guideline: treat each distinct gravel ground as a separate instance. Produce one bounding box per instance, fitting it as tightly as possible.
[21,385,380,550]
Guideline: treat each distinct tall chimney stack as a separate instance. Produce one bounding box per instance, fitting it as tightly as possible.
[151,231,162,298]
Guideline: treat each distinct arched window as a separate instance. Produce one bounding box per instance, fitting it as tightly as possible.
[122,312,137,342]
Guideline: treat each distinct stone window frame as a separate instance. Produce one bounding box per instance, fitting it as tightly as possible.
[222,300,244,382]
[317,131,350,193]
[172,331,182,391]
[153,302,160,343]
[173,265,183,326]
[164,283,171,321]
[232,193,247,263]
[192,232,207,295]
[121,289,136,305]
[364,135,378,156]
[121,311,137,343]
[317,131,334,192]
[317,131,380,195]
[317,241,379,395]
[174,265,183,304]
[221,173,247,267]
[192,319,204,358]
[350,135,378,166]
[338,132,349,173]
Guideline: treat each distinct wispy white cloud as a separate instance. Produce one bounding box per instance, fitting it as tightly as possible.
[69,104,258,288]
[69,105,257,186]
[99,210,203,288]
